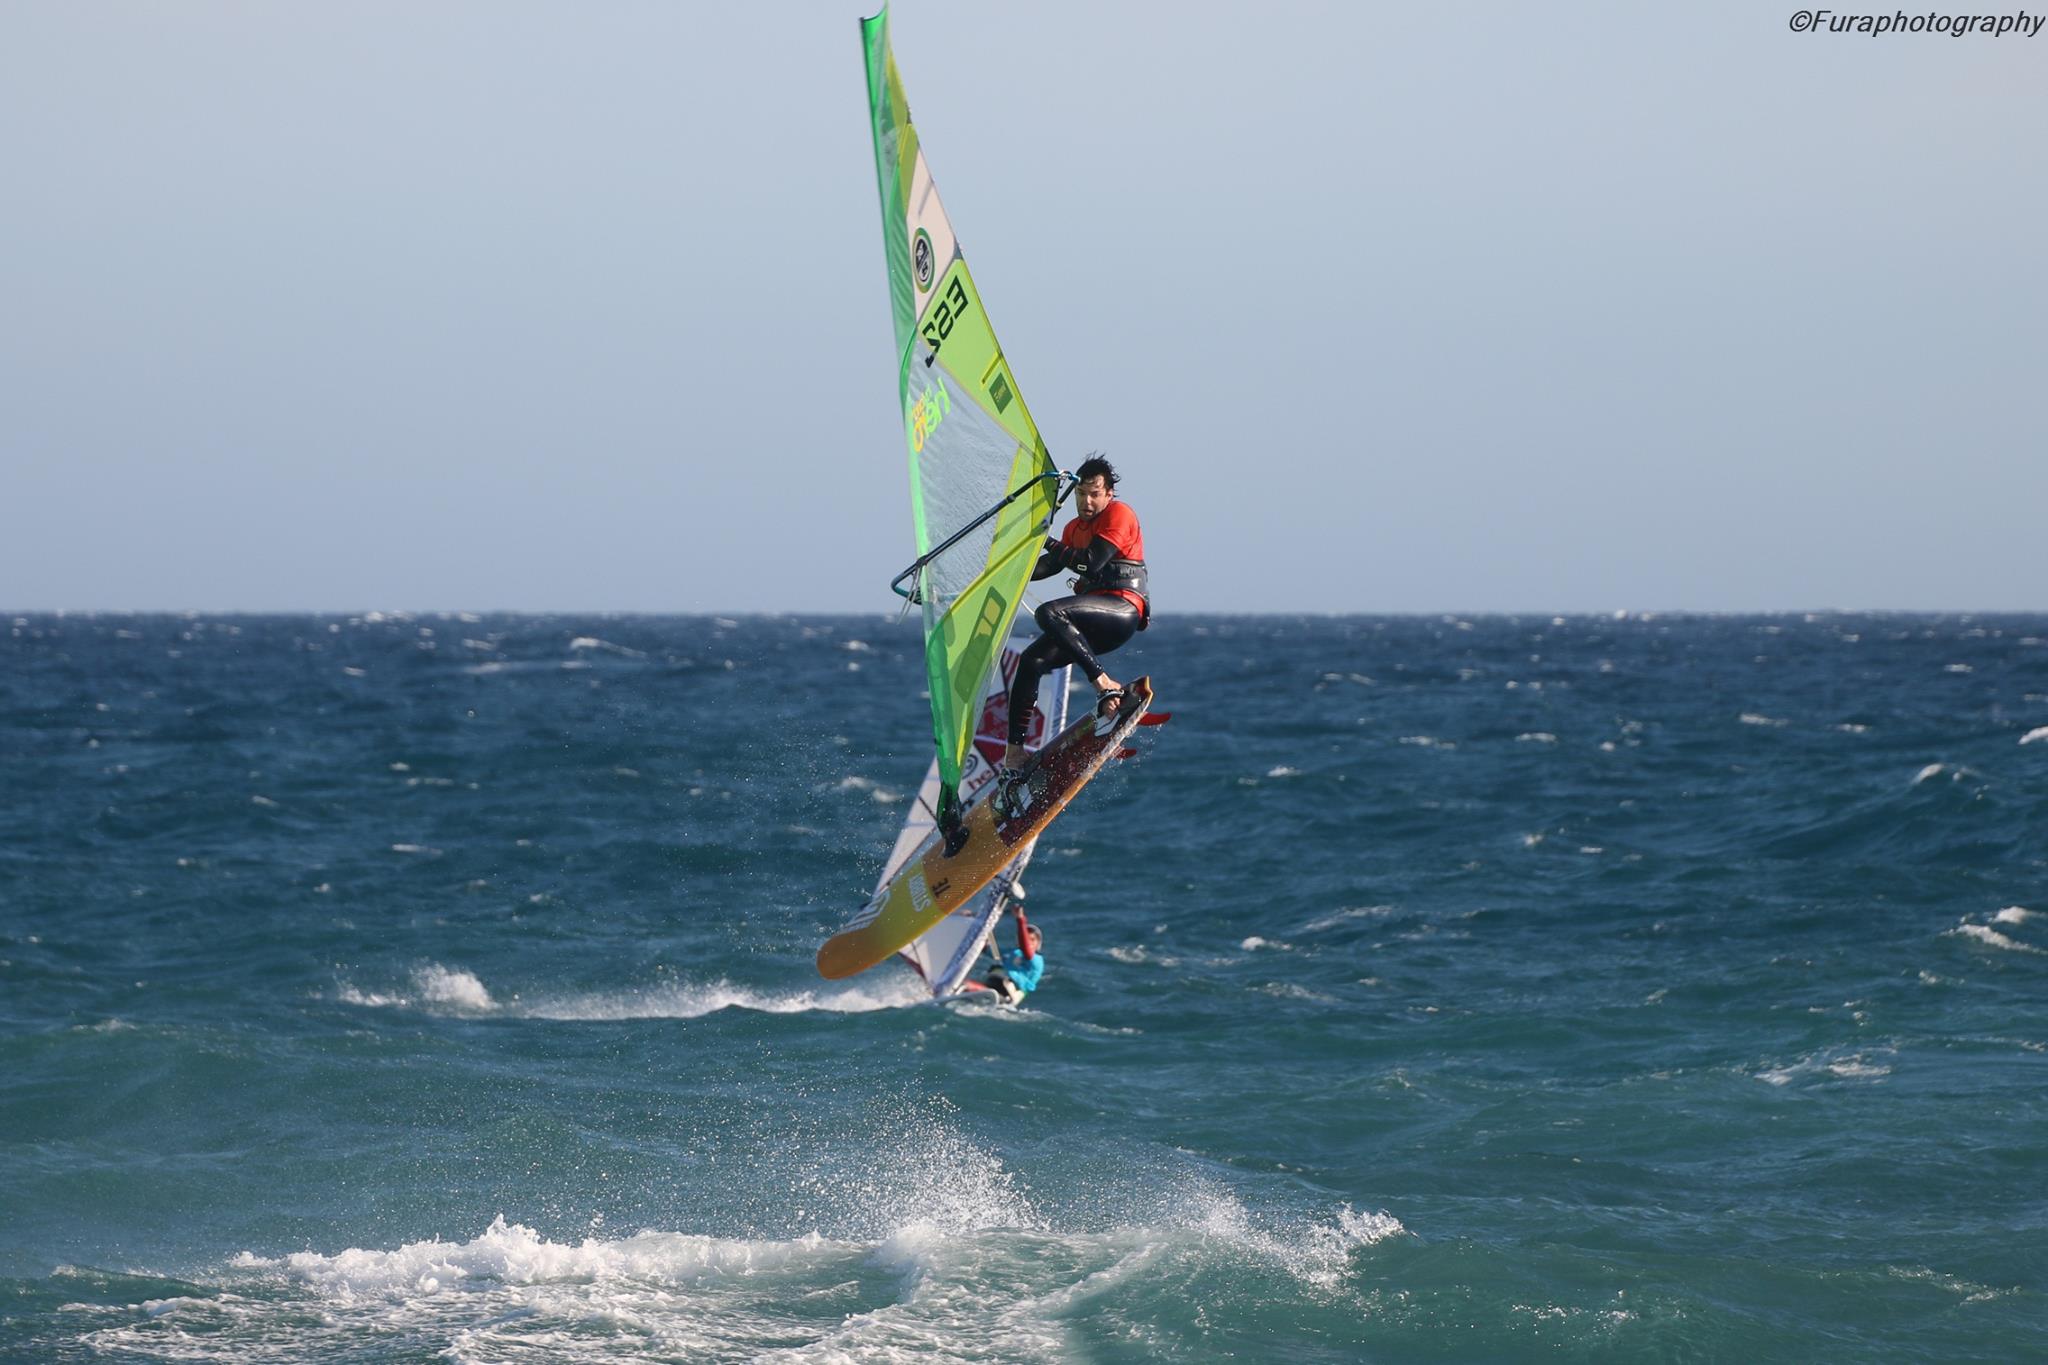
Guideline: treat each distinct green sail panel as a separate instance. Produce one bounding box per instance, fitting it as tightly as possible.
[861,6,1059,814]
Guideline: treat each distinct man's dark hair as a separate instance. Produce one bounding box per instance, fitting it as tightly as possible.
[1074,454,1118,487]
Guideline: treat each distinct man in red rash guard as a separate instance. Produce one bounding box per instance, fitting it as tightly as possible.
[995,455,1149,815]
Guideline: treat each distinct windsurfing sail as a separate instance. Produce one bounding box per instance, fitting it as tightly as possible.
[861,4,1062,830]
[887,641,1070,996]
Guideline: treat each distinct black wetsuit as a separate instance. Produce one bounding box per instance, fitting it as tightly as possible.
[1007,536,1144,747]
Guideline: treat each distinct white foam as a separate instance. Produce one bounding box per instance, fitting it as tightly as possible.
[1911,764,1945,786]
[1884,1264,2016,1306]
[2020,726,2048,745]
[566,637,646,658]
[221,1200,1338,1363]
[1739,713,1787,728]
[417,965,496,1011]
[338,967,926,1020]
[1951,923,2043,955]
[241,1215,844,1299]
[1756,1048,1894,1086]
[1995,906,2033,924]
[1257,982,1333,1002]
[1515,732,1558,744]
[340,965,497,1013]
[1179,1190,1405,1291]
[833,775,904,803]
[1265,766,1303,778]
[1298,905,1393,934]
[515,976,927,1021]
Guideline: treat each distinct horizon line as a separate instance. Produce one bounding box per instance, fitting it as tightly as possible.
[8,606,2046,620]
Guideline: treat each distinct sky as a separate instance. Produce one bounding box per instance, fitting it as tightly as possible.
[3,1,2042,614]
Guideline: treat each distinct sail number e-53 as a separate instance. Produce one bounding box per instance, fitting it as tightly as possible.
[920,276,971,367]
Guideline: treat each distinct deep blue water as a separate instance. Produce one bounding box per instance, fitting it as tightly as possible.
[3,611,2046,1362]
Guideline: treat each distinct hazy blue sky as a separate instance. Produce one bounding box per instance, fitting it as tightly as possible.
[4,1,2041,613]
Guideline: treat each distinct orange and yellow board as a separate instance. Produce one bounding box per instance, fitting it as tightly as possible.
[817,677,1154,979]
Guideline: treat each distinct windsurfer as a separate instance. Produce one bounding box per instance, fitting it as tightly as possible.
[982,908,1044,1004]
[995,456,1148,817]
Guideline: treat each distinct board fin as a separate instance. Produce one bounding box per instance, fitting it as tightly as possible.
[1138,712,1171,726]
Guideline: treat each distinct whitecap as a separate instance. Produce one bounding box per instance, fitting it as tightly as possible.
[1951,923,2044,955]
[338,965,495,1013]
[567,637,647,658]
[240,1215,844,1299]
[2020,726,2048,746]
[1515,732,1558,744]
[344,968,927,1020]
[415,965,495,1011]
[1177,1189,1406,1291]
[513,976,927,1020]
[1298,905,1393,934]
[1757,1047,1894,1086]
[1257,982,1333,1002]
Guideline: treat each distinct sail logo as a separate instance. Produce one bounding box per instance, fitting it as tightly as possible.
[912,229,936,293]
[907,380,951,453]
[974,693,1044,770]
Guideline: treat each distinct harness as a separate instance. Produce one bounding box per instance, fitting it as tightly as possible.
[1075,556,1150,620]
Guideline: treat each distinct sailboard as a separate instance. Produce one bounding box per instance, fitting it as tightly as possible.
[821,675,1155,980]
[817,6,1159,981]
[889,640,1070,998]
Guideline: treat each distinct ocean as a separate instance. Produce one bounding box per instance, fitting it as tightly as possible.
[3,611,2044,1362]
